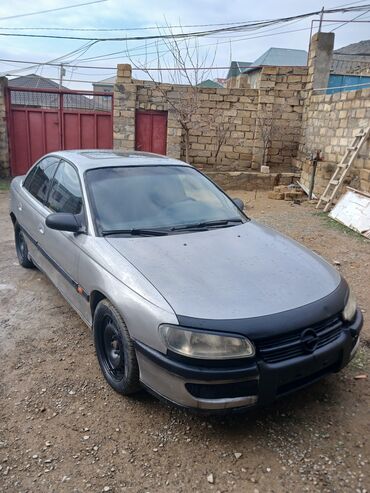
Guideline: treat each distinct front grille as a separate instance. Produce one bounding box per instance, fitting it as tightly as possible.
[256,315,343,364]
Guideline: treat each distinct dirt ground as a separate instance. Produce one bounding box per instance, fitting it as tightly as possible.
[0,188,369,493]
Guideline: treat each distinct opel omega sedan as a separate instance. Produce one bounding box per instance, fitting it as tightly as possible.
[9,150,363,412]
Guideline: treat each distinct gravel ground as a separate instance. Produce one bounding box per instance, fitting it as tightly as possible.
[0,189,369,493]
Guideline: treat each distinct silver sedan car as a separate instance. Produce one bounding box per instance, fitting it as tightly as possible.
[9,150,362,413]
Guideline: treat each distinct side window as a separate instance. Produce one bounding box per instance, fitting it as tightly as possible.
[24,157,60,203]
[22,167,36,190]
[47,161,83,215]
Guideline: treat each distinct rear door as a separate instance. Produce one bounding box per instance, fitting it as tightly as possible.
[17,156,60,266]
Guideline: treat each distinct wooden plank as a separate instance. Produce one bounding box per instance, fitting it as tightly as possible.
[317,127,370,211]
[329,188,370,238]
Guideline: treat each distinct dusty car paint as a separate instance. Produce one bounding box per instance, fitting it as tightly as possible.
[9,150,363,412]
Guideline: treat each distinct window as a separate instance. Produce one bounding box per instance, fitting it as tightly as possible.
[47,160,83,215]
[86,165,245,233]
[24,157,60,203]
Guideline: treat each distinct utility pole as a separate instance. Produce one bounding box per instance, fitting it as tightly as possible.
[59,64,65,89]
[318,6,325,32]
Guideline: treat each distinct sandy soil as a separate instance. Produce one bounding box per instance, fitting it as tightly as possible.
[0,189,369,493]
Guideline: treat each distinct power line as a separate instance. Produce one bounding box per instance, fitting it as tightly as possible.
[0,0,364,29]
[0,0,107,21]
[1,19,368,72]
[5,74,370,92]
[0,5,370,41]
[4,64,270,74]
[331,5,370,30]
[1,41,98,77]
[2,4,369,80]
[0,18,318,72]
[46,18,309,64]
[42,16,366,66]
[0,20,272,32]
[73,19,366,64]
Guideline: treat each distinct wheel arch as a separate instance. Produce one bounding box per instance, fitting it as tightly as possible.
[10,212,17,226]
[90,289,108,318]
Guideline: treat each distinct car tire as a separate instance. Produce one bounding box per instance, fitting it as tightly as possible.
[14,222,34,269]
[93,299,141,395]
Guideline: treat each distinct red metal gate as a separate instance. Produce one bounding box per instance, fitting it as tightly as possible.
[135,110,168,155]
[6,87,113,176]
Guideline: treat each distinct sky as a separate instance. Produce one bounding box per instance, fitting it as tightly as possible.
[0,0,369,89]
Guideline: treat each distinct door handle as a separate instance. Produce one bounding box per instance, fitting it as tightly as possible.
[17,203,23,212]
[38,224,44,235]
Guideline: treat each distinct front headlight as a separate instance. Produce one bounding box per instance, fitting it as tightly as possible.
[159,324,255,359]
[342,289,357,322]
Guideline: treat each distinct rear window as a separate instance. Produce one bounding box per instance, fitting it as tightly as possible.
[24,157,60,204]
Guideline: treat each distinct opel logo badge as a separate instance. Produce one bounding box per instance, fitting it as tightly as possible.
[300,328,318,353]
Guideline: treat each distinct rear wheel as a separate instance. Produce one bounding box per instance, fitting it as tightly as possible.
[93,299,141,395]
[14,222,34,268]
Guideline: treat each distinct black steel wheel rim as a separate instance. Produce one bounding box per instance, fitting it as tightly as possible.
[101,316,125,380]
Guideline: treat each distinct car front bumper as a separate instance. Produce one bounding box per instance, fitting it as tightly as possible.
[134,309,363,413]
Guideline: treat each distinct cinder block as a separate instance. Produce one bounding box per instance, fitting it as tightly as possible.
[268,191,284,200]
[274,185,290,192]
[360,168,370,182]
[284,191,304,201]
[260,165,270,174]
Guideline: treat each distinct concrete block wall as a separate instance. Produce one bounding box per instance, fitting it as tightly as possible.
[294,32,370,196]
[185,86,258,172]
[114,70,261,171]
[296,88,370,195]
[252,66,308,172]
[113,64,308,174]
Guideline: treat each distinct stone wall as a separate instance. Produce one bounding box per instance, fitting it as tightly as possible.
[252,66,308,171]
[113,64,308,175]
[184,86,258,172]
[296,87,370,195]
[0,77,9,178]
[292,31,370,197]
[114,67,259,170]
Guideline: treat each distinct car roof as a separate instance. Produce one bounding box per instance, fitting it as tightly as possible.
[45,150,190,171]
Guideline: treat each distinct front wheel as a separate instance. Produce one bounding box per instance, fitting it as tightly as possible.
[93,299,141,395]
[14,222,34,268]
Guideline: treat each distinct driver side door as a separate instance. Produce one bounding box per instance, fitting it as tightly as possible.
[39,160,85,313]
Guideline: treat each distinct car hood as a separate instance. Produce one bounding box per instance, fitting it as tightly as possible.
[106,221,342,323]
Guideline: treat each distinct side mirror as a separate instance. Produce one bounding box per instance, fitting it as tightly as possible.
[233,198,244,211]
[46,213,83,233]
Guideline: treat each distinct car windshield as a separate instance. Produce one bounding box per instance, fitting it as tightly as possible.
[86,165,246,235]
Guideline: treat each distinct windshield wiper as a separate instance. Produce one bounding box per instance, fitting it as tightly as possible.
[101,228,168,237]
[171,218,243,231]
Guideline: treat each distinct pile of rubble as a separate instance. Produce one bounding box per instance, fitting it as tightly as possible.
[268,185,306,201]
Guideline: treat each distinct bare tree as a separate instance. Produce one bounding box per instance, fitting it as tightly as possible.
[203,109,236,162]
[255,112,274,167]
[127,23,217,163]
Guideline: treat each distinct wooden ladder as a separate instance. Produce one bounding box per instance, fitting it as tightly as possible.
[317,127,370,212]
